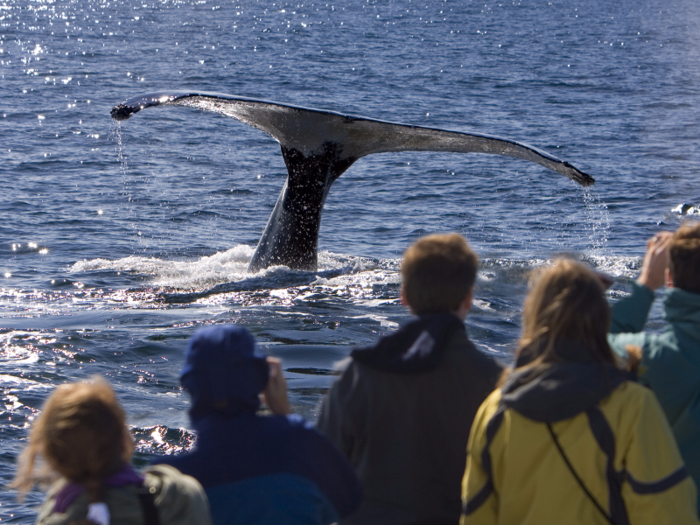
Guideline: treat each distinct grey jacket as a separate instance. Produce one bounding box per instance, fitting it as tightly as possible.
[317,321,503,525]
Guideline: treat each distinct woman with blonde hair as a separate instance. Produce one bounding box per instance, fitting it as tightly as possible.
[13,378,211,525]
[461,258,699,525]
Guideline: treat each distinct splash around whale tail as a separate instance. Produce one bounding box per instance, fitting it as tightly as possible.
[111,92,594,271]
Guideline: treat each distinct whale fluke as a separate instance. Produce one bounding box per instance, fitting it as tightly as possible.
[111,91,594,272]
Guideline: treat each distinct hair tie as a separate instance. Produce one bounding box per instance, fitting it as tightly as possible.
[87,502,110,525]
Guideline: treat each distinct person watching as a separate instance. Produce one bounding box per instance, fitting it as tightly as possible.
[462,258,698,525]
[12,378,211,525]
[317,233,503,525]
[609,221,700,513]
[152,324,362,525]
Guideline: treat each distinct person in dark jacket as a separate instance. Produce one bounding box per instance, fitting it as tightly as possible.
[609,221,700,513]
[153,324,362,525]
[317,233,504,525]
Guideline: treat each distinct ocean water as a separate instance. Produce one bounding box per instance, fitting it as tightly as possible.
[2,0,700,520]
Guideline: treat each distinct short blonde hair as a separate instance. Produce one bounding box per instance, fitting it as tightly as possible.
[12,378,132,501]
[670,221,700,294]
[401,233,479,315]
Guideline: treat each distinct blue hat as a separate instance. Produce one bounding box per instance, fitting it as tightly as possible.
[181,325,269,421]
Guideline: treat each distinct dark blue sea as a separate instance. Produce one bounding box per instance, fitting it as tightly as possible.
[2,0,700,520]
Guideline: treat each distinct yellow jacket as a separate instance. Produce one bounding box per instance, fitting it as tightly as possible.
[462,365,699,525]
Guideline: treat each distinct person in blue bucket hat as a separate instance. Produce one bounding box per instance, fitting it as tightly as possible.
[152,324,362,525]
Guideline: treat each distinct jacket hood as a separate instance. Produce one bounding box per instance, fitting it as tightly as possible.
[501,342,629,422]
[350,313,465,373]
[665,288,700,339]
[181,325,269,422]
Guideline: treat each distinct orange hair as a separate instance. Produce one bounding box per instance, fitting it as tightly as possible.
[12,378,133,505]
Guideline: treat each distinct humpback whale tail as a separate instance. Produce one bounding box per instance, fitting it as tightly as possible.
[111,92,594,272]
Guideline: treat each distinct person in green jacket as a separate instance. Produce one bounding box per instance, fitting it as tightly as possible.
[12,378,212,525]
[609,221,700,513]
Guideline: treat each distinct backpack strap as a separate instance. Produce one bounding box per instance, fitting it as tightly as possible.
[585,406,630,525]
[546,422,616,525]
[462,405,506,515]
[137,485,162,525]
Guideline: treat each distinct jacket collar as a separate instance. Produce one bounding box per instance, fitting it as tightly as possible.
[501,341,629,422]
[664,288,700,327]
[351,313,465,373]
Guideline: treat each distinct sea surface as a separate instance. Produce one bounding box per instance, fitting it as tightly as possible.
[2,0,700,520]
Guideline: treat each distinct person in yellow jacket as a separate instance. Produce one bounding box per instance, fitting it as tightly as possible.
[461,258,699,525]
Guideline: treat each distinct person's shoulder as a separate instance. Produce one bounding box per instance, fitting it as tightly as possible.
[482,387,503,410]
[611,380,651,399]
[282,414,341,444]
[470,388,505,432]
[447,329,504,371]
[600,380,662,423]
[279,412,316,431]
[144,464,213,524]
[274,414,352,464]
[261,413,328,443]
[335,355,384,386]
[144,463,201,492]
[35,479,75,525]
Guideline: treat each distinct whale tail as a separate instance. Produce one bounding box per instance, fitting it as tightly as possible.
[111,92,594,271]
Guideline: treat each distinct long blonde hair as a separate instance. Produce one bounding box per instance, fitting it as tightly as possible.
[515,258,617,371]
[12,378,133,505]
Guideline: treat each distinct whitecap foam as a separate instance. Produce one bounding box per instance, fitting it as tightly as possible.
[672,203,700,216]
[584,254,641,279]
[70,245,255,289]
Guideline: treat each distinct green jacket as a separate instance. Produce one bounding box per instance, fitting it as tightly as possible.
[609,281,700,512]
[36,464,212,525]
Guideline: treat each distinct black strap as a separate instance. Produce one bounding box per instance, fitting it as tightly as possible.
[137,487,162,525]
[462,406,506,515]
[546,423,616,525]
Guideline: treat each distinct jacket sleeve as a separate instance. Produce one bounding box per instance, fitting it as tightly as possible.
[145,464,213,525]
[609,280,655,334]
[461,392,500,525]
[316,360,365,461]
[608,280,656,360]
[618,388,700,525]
[292,417,363,519]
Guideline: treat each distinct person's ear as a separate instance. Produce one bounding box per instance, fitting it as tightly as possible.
[665,268,674,288]
[400,287,409,306]
[463,288,474,311]
[454,288,474,320]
